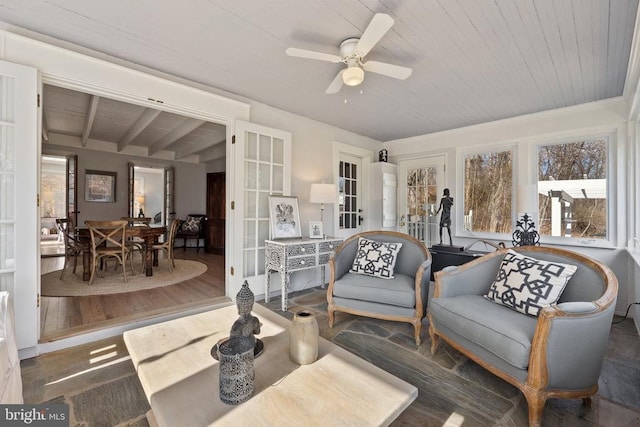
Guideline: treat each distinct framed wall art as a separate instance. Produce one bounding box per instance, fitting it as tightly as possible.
[268,195,302,239]
[85,170,117,203]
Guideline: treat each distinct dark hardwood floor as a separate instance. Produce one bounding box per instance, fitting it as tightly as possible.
[40,249,226,342]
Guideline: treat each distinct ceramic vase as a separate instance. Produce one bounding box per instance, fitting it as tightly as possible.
[289,310,319,365]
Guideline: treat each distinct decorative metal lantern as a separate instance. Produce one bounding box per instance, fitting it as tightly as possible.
[512,213,540,247]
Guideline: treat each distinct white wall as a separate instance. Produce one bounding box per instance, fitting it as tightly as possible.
[250,101,381,236]
[387,97,632,315]
[249,101,382,291]
[42,145,206,225]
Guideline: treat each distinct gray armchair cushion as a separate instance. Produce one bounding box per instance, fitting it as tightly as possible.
[429,294,537,369]
[333,273,416,308]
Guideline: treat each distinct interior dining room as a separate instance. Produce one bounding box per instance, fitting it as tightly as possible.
[38,85,228,345]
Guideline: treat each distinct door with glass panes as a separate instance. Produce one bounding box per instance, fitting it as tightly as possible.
[231,121,291,299]
[398,156,445,247]
[336,154,363,238]
[0,59,39,351]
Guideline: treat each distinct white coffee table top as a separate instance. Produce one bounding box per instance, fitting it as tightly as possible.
[124,303,417,427]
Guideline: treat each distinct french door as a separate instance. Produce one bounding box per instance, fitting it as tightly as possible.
[230,121,291,299]
[398,156,445,247]
[0,59,39,353]
[336,154,363,238]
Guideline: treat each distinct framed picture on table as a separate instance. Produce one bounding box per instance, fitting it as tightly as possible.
[268,195,302,239]
[309,221,323,239]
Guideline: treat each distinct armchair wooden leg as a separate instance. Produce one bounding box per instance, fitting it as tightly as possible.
[429,323,440,355]
[328,305,335,328]
[412,319,422,346]
[583,397,592,407]
[524,389,546,427]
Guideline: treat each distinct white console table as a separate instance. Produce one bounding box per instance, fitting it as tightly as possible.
[265,237,342,311]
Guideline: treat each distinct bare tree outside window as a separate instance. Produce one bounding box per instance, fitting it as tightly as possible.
[537,139,607,239]
[463,150,513,234]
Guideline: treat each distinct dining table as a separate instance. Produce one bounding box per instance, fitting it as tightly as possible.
[77,224,168,281]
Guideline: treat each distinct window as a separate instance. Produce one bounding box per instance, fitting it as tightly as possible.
[462,148,513,234]
[537,138,608,240]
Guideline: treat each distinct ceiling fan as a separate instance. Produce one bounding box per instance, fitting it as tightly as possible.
[286,13,413,94]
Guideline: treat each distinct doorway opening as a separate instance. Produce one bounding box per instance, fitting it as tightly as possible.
[39,84,229,344]
[40,155,67,257]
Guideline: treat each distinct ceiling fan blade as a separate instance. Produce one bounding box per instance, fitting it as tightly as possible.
[325,69,345,94]
[355,13,395,57]
[286,47,342,63]
[363,61,413,80]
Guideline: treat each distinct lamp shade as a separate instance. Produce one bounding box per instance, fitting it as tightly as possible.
[342,66,364,86]
[309,183,337,204]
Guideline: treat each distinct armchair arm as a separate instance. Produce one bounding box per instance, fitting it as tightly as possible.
[329,252,352,282]
[528,300,616,391]
[415,259,432,317]
[528,264,618,392]
[434,250,504,298]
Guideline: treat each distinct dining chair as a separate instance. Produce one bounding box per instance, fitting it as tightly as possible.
[121,217,151,271]
[55,218,90,280]
[151,219,181,272]
[85,220,134,285]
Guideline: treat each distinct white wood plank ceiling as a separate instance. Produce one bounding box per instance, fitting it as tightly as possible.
[42,85,226,163]
[1,0,638,147]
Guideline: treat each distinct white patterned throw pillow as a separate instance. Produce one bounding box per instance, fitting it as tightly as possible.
[485,250,577,317]
[350,237,403,279]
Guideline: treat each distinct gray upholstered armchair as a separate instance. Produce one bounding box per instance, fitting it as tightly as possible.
[428,246,618,427]
[327,231,432,345]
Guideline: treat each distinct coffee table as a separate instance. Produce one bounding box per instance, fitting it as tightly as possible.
[123,303,417,426]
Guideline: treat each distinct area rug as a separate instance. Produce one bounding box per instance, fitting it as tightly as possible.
[41,259,207,297]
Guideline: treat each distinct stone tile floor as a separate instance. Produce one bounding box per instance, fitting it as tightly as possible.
[20,285,640,426]
[260,286,640,427]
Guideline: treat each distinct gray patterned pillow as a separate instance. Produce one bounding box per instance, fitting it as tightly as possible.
[350,237,403,279]
[485,250,577,317]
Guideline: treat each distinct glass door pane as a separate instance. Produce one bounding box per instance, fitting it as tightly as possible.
[338,158,361,232]
[398,156,445,248]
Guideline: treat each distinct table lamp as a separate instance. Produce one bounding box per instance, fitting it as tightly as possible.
[309,183,337,235]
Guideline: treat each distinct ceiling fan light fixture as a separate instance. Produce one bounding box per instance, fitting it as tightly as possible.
[343,66,364,86]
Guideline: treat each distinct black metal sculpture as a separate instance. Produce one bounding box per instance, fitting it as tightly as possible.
[512,213,540,247]
[437,188,454,245]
